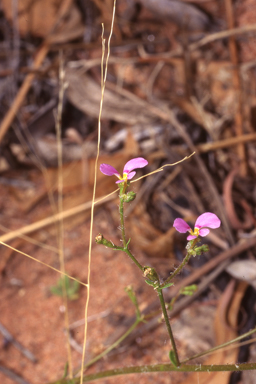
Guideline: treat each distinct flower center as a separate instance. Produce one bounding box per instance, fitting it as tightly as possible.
[190,227,200,237]
[122,172,128,182]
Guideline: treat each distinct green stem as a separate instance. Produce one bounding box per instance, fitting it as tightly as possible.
[124,248,144,271]
[160,238,200,288]
[51,363,256,383]
[119,196,144,271]
[83,318,141,369]
[95,234,144,271]
[157,288,180,367]
[182,327,256,363]
[119,197,127,247]
[160,252,192,288]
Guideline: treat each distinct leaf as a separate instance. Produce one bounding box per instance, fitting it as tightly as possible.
[50,276,80,301]
[180,284,197,296]
[169,350,178,367]
[144,279,157,287]
[160,282,174,289]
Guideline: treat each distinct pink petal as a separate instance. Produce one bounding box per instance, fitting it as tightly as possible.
[187,235,197,240]
[116,179,124,184]
[199,228,210,237]
[123,157,148,174]
[173,218,191,233]
[127,171,136,180]
[195,212,221,229]
[100,163,120,177]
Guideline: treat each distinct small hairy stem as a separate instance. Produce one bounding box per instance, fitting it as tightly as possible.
[157,288,180,367]
[119,197,127,247]
[84,318,141,369]
[161,252,192,288]
[182,326,256,363]
[119,195,144,271]
[50,362,256,383]
[124,248,144,271]
[95,234,144,270]
[161,238,200,288]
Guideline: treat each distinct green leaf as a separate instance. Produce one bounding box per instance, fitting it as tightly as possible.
[169,350,178,367]
[180,284,197,296]
[144,279,157,287]
[50,276,80,301]
[62,362,69,379]
[160,282,174,289]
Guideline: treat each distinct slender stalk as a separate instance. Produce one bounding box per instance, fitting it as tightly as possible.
[160,252,192,288]
[157,288,180,366]
[95,234,144,270]
[50,362,256,383]
[124,248,144,271]
[84,318,141,369]
[182,327,256,363]
[119,197,127,247]
[118,195,144,271]
[160,238,199,288]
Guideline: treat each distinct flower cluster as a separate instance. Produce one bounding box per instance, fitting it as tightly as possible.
[173,212,221,240]
[100,157,148,184]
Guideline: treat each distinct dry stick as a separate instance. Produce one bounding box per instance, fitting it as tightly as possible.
[0,192,116,244]
[0,43,49,143]
[0,0,74,143]
[79,2,117,383]
[0,322,37,363]
[189,24,256,51]
[225,0,246,176]
[0,240,88,288]
[196,132,256,153]
[0,364,31,384]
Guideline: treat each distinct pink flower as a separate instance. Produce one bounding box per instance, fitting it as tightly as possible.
[173,212,221,240]
[100,157,148,184]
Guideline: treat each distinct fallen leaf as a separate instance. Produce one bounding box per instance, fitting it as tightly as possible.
[226,260,256,289]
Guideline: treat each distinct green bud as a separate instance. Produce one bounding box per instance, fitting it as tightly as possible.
[95,233,116,248]
[125,285,141,318]
[194,244,209,256]
[120,191,136,203]
[143,266,160,288]
[125,285,137,306]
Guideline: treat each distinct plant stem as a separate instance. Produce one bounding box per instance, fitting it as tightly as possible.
[95,233,144,270]
[50,362,256,383]
[160,238,200,289]
[182,327,256,363]
[157,288,180,367]
[119,197,127,247]
[84,318,141,369]
[160,252,192,288]
[118,196,144,271]
[124,248,144,271]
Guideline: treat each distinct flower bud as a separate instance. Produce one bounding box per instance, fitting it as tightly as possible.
[143,266,160,288]
[95,233,115,248]
[120,191,136,203]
